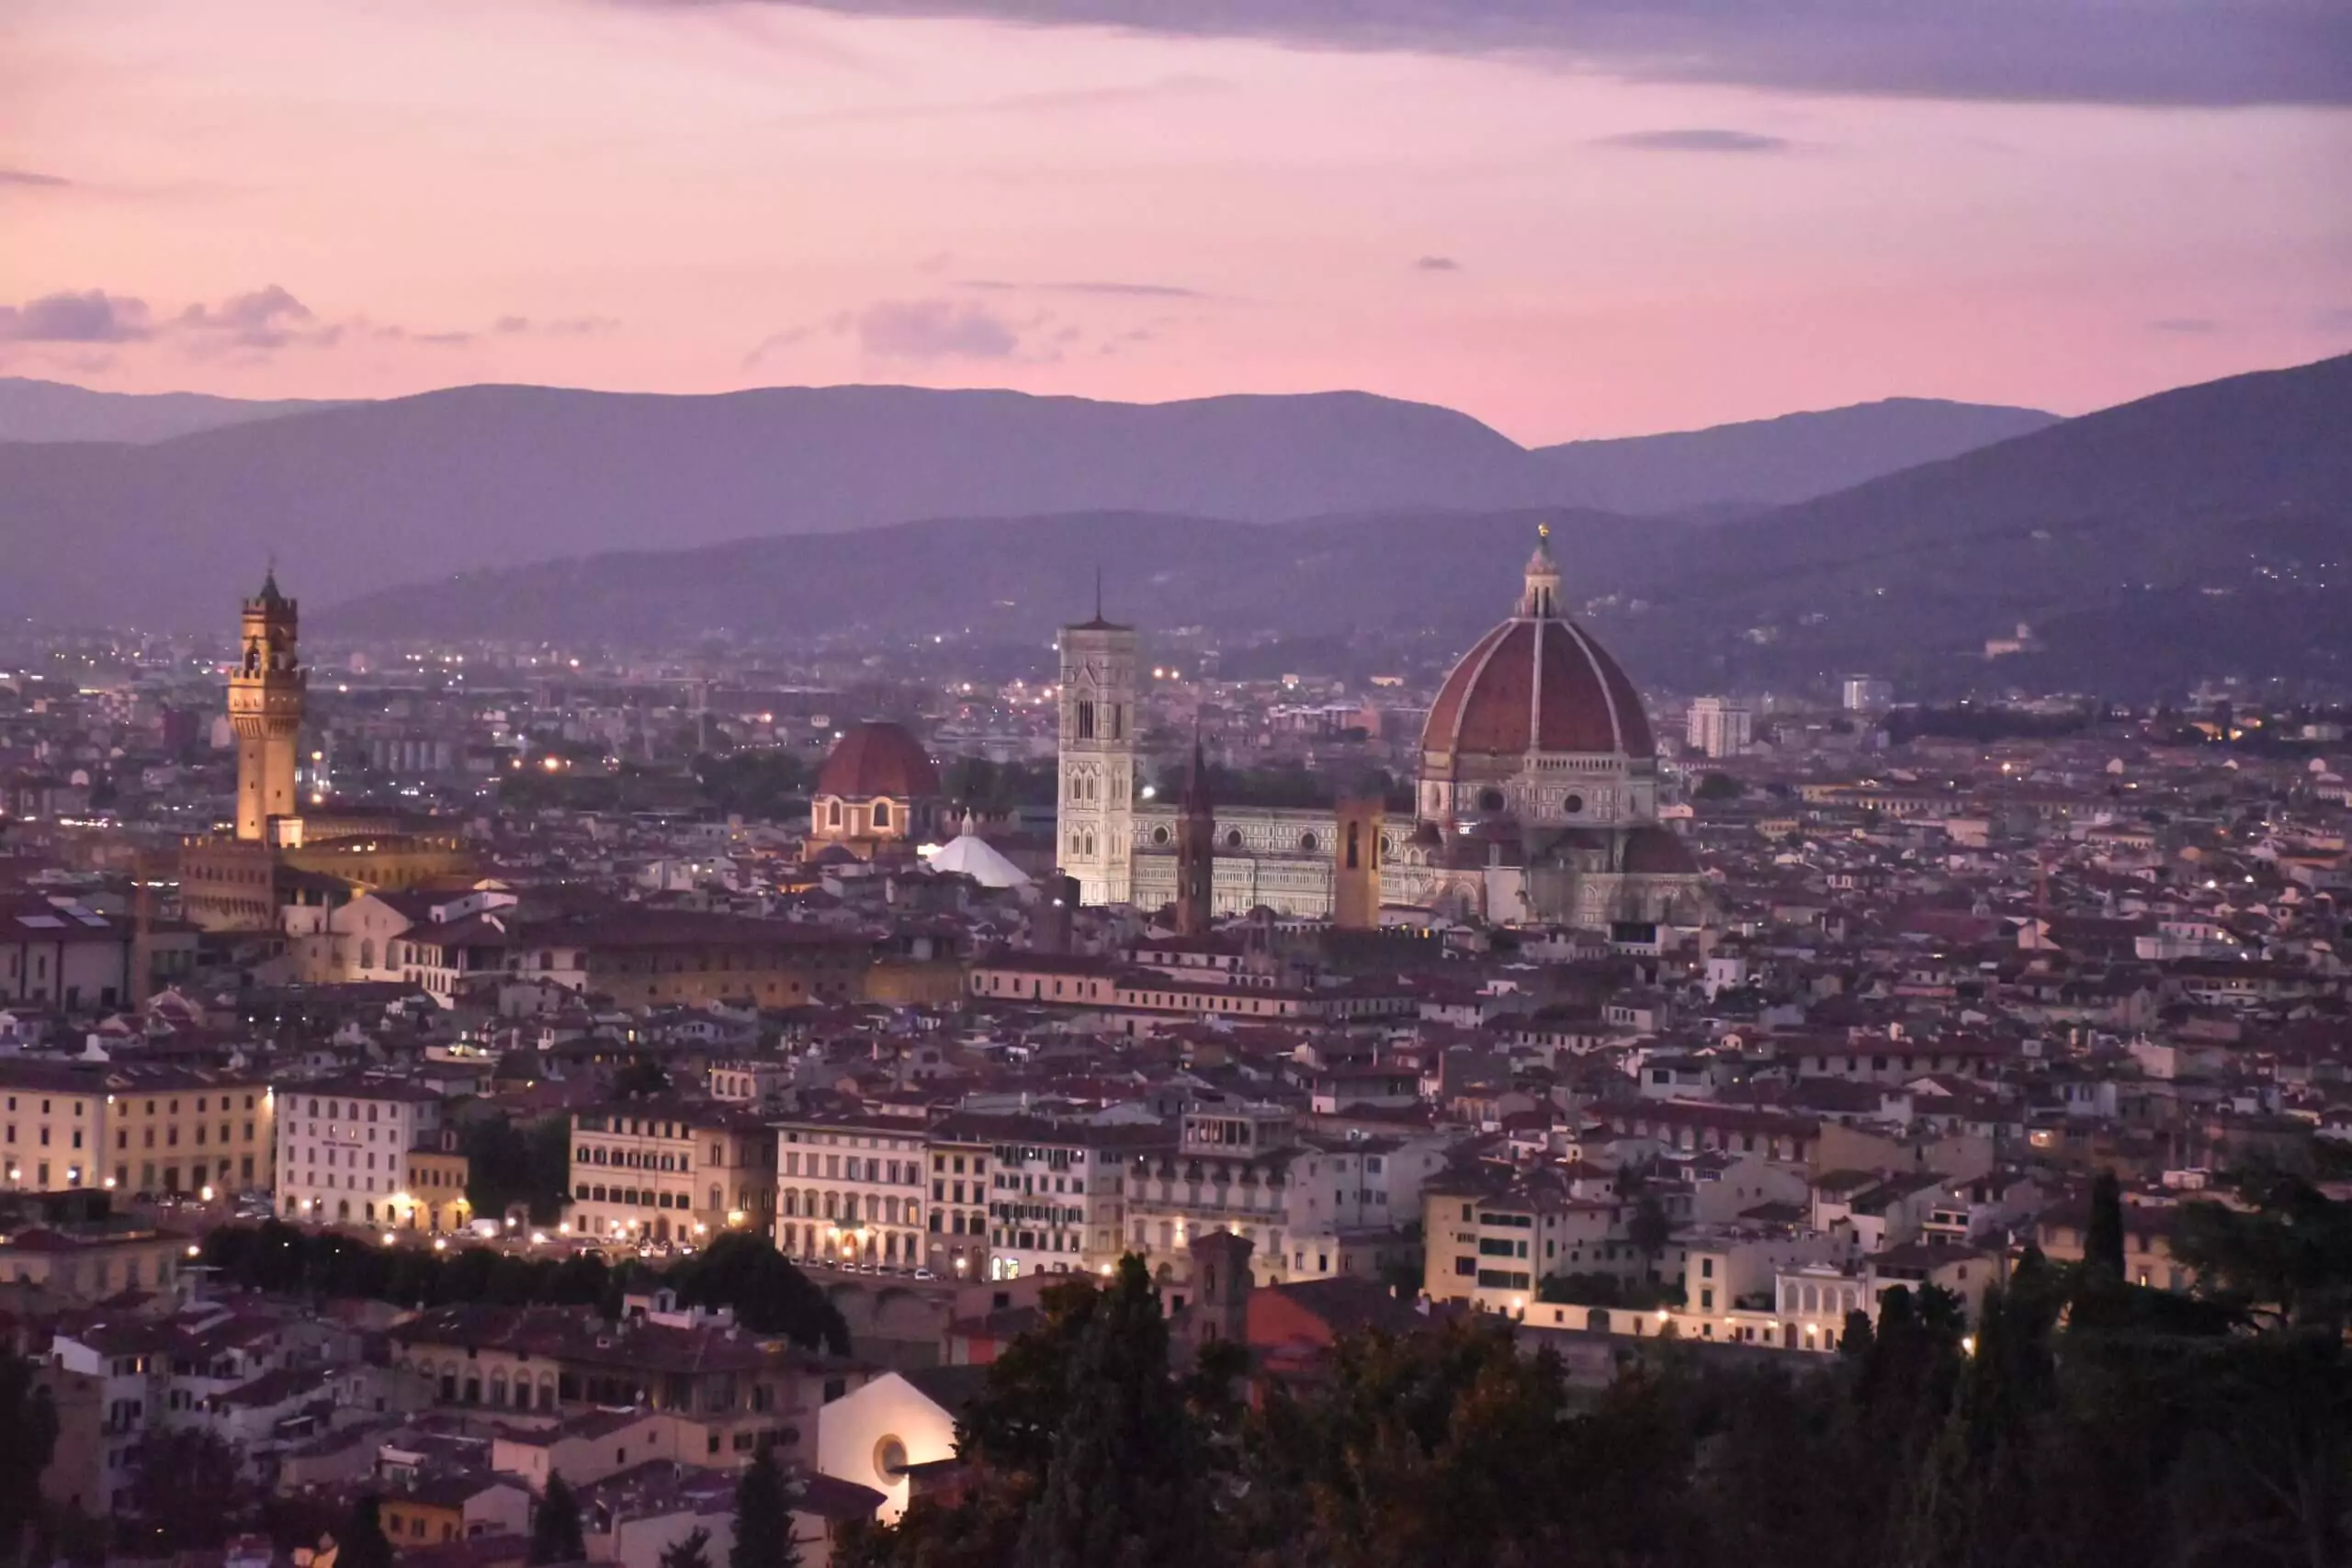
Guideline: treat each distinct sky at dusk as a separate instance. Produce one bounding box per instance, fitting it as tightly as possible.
[3,0,2347,442]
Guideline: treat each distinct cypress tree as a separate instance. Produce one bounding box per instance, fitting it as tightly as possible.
[530,1472,586,1566]
[660,1526,714,1568]
[2085,1171,2126,1282]
[342,1495,396,1568]
[730,1439,799,1568]
[1012,1255,1207,1568]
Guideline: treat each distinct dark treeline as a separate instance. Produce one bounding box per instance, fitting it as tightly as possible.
[1883,704,2099,745]
[459,1112,576,1224]
[847,1176,2352,1568]
[198,1224,850,1354]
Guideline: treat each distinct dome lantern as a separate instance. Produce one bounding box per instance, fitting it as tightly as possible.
[1520,523,1562,619]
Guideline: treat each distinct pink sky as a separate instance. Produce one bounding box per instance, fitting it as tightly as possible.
[2,0,2347,442]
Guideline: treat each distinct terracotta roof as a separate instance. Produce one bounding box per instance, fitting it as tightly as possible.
[1421,616,1655,761]
[816,722,941,801]
[1620,825,1698,874]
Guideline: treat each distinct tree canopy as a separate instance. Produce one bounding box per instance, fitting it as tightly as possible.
[843,1220,2352,1568]
[198,1223,848,1353]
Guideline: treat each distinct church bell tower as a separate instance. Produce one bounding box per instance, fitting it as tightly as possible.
[228,568,306,842]
[1057,598,1136,906]
[1174,731,1215,935]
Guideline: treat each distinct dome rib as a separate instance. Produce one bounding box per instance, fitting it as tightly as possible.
[1420,613,1655,760]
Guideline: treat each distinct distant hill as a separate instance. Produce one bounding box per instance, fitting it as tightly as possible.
[0,378,2068,626]
[1642,353,2352,694]
[0,377,345,444]
[1532,397,2059,513]
[327,354,2352,699]
[0,383,1576,625]
[330,508,1679,649]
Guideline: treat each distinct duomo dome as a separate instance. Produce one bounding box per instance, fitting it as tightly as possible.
[1416,527,1659,833]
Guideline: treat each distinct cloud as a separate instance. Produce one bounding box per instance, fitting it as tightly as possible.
[699,1,2351,107]
[1598,128,1792,153]
[743,319,838,367]
[855,299,1023,360]
[959,278,1210,299]
[0,284,591,361]
[1414,255,1462,272]
[771,74,1223,127]
[2147,317,2222,334]
[494,313,622,336]
[175,285,337,351]
[0,289,154,344]
[0,169,72,189]
[373,325,481,346]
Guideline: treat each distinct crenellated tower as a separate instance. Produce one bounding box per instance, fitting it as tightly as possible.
[228,568,306,841]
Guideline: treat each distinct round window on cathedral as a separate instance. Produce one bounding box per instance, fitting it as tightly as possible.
[1565,793,1585,814]
[1298,832,1318,853]
[1151,826,1170,846]
[1225,829,1244,849]
[1477,788,1507,813]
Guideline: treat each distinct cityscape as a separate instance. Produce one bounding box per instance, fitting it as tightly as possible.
[3,3,2350,1567]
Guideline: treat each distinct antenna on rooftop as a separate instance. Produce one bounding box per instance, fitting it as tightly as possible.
[1094,564,1103,622]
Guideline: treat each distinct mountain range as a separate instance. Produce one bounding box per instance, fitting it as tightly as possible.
[1531,398,2057,513]
[3,354,2345,697]
[327,353,2352,698]
[0,377,347,445]
[0,379,2056,629]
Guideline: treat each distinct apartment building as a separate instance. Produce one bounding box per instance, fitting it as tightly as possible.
[0,1063,277,1199]
[0,1062,108,1192]
[968,1113,1170,1281]
[1421,1165,1638,1314]
[272,1077,448,1226]
[565,1102,777,1244]
[409,1134,472,1233]
[919,1119,993,1280]
[102,1066,274,1198]
[1120,1103,1446,1287]
[773,1111,933,1269]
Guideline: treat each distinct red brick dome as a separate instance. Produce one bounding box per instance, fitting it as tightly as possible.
[1421,618,1655,761]
[816,721,940,799]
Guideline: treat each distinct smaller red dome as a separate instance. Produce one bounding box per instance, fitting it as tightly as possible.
[1621,825,1698,874]
[816,721,940,800]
